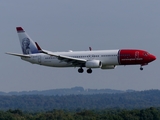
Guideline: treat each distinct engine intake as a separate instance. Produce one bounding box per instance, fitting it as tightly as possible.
[85,60,102,68]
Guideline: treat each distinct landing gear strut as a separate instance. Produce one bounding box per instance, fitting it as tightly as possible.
[78,67,84,73]
[87,68,92,74]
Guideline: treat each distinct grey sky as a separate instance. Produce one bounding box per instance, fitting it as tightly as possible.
[0,0,159,92]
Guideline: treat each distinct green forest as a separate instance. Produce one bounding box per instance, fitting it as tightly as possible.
[0,90,159,119]
[0,90,159,111]
[1,107,160,120]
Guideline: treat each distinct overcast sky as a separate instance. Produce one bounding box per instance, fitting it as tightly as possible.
[0,0,159,92]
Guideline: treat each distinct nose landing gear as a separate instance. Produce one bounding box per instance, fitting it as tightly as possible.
[140,66,143,70]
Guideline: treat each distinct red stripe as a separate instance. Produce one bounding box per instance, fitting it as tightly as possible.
[16,27,24,32]
[35,42,42,50]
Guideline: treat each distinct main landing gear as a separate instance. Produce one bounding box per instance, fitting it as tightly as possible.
[87,68,92,74]
[78,67,84,73]
[78,67,92,74]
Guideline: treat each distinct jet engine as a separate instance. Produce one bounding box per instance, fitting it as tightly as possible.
[85,60,102,68]
[101,65,116,69]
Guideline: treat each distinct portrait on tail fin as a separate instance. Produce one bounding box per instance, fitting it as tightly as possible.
[22,38,31,54]
[16,27,39,54]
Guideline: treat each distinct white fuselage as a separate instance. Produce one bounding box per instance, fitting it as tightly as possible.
[22,50,119,68]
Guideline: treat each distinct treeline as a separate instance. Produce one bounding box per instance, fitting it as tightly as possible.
[0,86,125,96]
[0,90,160,111]
[1,107,160,120]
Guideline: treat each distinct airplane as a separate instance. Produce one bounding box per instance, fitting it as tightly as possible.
[6,27,156,74]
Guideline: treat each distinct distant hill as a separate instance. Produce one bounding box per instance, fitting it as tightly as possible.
[0,87,130,96]
[0,89,159,111]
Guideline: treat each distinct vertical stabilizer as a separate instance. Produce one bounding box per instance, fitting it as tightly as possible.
[16,27,39,54]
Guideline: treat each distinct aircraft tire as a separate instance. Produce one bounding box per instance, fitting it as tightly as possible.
[78,68,84,73]
[140,67,143,70]
[87,68,92,74]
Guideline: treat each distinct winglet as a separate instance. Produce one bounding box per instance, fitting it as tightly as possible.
[89,47,92,51]
[35,42,42,51]
[16,27,25,32]
[35,42,50,55]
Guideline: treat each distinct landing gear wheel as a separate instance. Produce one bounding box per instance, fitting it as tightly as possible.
[140,67,143,70]
[87,68,92,74]
[78,68,84,73]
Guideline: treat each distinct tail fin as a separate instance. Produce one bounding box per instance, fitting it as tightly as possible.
[16,27,39,54]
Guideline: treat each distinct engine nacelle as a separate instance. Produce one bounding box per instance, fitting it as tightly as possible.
[85,60,102,68]
[101,65,116,69]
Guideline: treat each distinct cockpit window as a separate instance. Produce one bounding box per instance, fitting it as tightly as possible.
[144,52,149,56]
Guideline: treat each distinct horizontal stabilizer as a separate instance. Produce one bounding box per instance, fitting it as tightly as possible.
[6,52,31,58]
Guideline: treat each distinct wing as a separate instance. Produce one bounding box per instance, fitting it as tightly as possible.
[43,50,86,67]
[35,42,86,67]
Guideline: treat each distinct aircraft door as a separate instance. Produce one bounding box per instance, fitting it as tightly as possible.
[135,51,139,60]
[88,54,93,60]
[38,56,41,64]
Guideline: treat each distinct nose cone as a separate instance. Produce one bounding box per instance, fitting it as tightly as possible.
[150,54,156,62]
